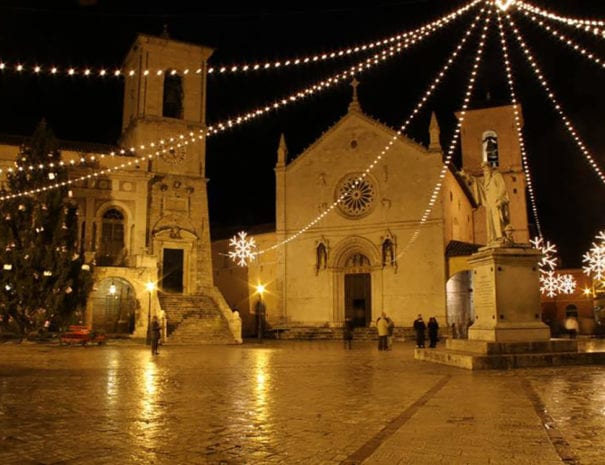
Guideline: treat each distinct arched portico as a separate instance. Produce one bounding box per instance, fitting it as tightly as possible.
[446,270,474,338]
[91,277,138,334]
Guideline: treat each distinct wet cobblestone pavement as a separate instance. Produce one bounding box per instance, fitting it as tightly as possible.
[1,339,604,465]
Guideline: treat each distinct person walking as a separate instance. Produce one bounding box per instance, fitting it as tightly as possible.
[386,315,395,350]
[413,314,426,348]
[376,312,390,351]
[564,315,579,339]
[428,317,440,348]
[151,316,161,355]
[343,318,353,350]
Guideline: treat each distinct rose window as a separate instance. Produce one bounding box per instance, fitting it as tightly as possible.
[336,174,376,218]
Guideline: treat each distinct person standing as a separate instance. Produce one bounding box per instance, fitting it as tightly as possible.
[151,316,161,355]
[386,315,395,350]
[428,317,440,348]
[343,318,353,350]
[376,312,390,351]
[564,315,579,339]
[413,314,426,348]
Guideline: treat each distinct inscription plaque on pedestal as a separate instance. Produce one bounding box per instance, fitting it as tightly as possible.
[467,246,550,342]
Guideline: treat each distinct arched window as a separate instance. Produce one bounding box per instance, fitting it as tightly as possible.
[163,71,183,119]
[98,208,125,266]
[482,130,499,167]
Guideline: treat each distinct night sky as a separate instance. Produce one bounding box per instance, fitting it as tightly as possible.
[0,0,603,267]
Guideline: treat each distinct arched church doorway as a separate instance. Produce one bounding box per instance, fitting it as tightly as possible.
[92,278,137,334]
[344,253,372,327]
[446,270,474,338]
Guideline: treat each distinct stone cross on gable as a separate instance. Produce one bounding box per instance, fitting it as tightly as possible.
[349,77,361,112]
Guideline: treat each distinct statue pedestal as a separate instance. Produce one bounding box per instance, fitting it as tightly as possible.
[467,245,550,342]
[414,245,605,369]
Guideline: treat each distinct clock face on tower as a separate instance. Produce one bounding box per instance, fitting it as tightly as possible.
[160,145,187,164]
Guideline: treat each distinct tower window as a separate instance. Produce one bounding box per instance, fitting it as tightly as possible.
[482,130,499,167]
[163,71,183,119]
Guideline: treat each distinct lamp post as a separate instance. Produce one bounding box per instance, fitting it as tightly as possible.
[255,284,265,343]
[145,281,155,345]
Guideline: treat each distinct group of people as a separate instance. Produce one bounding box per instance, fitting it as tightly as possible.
[343,312,441,351]
[413,314,440,348]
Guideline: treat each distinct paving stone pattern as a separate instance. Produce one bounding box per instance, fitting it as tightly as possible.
[1,339,604,465]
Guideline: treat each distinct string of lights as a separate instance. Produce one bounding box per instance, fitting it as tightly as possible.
[247,7,487,262]
[206,26,445,136]
[517,0,605,29]
[0,135,201,201]
[0,26,440,200]
[0,8,456,182]
[521,10,605,70]
[505,12,605,185]
[399,12,491,257]
[494,8,543,238]
[0,0,481,80]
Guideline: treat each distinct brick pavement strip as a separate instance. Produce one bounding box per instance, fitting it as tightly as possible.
[0,340,604,465]
[340,375,451,465]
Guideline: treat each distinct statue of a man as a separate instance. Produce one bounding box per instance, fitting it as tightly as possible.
[464,162,511,245]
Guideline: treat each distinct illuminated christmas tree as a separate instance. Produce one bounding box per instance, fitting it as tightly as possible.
[0,120,93,336]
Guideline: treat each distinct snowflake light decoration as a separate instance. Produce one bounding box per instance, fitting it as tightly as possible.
[539,270,560,298]
[582,236,605,281]
[532,236,577,297]
[228,231,257,267]
[530,236,558,271]
[557,274,577,295]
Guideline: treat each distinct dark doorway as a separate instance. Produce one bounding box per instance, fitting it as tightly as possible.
[162,248,184,293]
[345,273,371,327]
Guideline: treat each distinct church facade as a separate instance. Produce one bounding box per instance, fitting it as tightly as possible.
[212,93,530,338]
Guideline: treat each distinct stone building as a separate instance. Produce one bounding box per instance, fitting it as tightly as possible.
[0,33,241,343]
[212,92,530,339]
[0,31,531,343]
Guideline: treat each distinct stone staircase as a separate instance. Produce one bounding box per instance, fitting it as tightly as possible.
[158,292,236,344]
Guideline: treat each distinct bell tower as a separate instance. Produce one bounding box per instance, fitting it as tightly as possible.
[120,33,215,293]
[459,104,529,244]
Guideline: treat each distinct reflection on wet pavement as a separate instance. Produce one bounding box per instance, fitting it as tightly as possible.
[0,339,604,464]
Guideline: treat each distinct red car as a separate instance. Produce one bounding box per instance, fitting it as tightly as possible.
[59,325,106,346]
